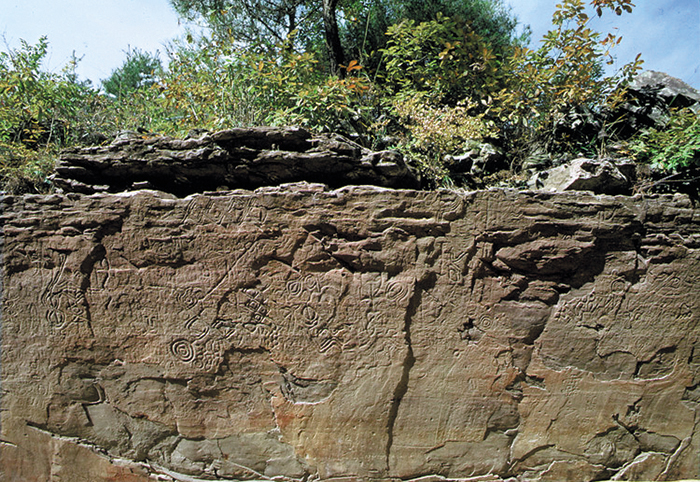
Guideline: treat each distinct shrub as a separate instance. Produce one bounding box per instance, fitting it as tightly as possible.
[158,34,298,132]
[0,140,55,193]
[494,0,642,163]
[380,14,500,105]
[155,34,376,137]
[0,37,98,147]
[391,92,494,185]
[0,37,104,192]
[627,108,700,171]
[373,14,506,185]
[262,56,375,135]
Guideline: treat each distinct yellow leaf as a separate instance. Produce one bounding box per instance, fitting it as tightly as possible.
[346,60,363,72]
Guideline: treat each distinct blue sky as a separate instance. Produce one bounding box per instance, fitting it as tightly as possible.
[509,0,700,88]
[1,0,186,84]
[1,0,699,89]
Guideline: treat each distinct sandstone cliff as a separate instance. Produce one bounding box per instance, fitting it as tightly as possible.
[1,185,699,481]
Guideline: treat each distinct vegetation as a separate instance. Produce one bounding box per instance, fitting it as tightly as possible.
[102,47,163,98]
[342,0,526,73]
[628,107,700,171]
[170,0,347,74]
[0,36,103,192]
[1,0,698,195]
[493,0,643,164]
[626,107,700,195]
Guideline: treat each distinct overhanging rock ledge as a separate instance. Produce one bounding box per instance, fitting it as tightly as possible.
[51,127,421,196]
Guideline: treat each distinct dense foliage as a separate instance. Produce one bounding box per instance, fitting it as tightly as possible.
[628,107,700,171]
[102,48,163,98]
[0,37,104,192]
[342,0,525,71]
[495,0,642,162]
[2,0,698,195]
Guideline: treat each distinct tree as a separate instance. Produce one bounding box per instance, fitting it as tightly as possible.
[171,0,311,47]
[342,0,527,72]
[170,0,524,78]
[170,0,347,74]
[102,48,163,98]
[322,0,345,75]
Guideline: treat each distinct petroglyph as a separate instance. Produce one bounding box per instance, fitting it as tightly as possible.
[2,187,700,482]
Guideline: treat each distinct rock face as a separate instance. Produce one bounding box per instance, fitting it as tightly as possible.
[51,127,420,196]
[2,185,700,482]
[629,70,700,114]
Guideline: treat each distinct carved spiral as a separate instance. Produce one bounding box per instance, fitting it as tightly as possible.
[170,339,196,363]
[177,287,203,309]
[478,314,493,331]
[387,280,411,304]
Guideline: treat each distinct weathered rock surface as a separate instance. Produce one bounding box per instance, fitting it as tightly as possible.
[612,70,700,138]
[51,127,420,196]
[542,71,700,155]
[2,185,700,481]
[528,158,636,194]
[629,71,700,114]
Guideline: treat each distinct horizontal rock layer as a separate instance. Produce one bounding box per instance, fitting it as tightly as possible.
[52,127,420,196]
[1,185,700,481]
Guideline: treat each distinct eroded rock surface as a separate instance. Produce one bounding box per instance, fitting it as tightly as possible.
[2,185,700,481]
[51,127,420,196]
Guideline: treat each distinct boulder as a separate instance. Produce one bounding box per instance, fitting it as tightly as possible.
[611,70,700,137]
[528,158,636,194]
[443,142,508,188]
[630,70,700,112]
[547,71,700,146]
[51,126,421,196]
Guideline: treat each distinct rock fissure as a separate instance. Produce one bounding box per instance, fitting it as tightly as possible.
[385,277,421,473]
[660,436,692,479]
[508,444,557,471]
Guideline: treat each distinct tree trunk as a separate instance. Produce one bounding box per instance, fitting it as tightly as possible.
[322,0,346,76]
[283,6,297,52]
